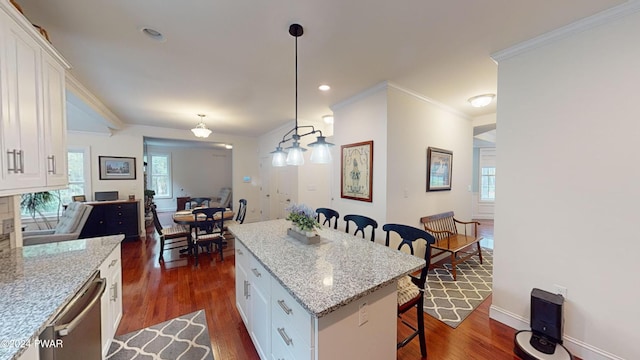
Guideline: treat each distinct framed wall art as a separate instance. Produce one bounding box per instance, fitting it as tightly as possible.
[426,147,452,191]
[341,140,373,202]
[99,156,136,180]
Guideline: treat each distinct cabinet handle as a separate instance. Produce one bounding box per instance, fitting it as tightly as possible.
[108,259,118,268]
[251,268,261,277]
[277,327,293,346]
[110,283,118,302]
[6,150,15,173]
[236,249,243,255]
[244,280,250,299]
[16,150,24,173]
[47,155,56,174]
[277,299,292,315]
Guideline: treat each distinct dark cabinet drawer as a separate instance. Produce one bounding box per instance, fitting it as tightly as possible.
[80,201,140,241]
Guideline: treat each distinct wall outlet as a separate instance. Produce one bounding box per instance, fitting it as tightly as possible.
[2,218,14,234]
[358,302,368,326]
[554,284,568,299]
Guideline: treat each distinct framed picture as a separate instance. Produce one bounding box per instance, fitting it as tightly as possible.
[341,141,373,202]
[99,156,136,180]
[426,147,452,191]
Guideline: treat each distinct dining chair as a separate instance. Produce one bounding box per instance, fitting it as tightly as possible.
[187,197,211,209]
[191,207,226,266]
[235,199,247,224]
[316,207,339,229]
[382,223,435,358]
[344,214,378,242]
[151,206,190,262]
[222,199,247,243]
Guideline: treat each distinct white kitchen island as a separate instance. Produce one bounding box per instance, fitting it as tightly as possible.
[228,219,425,360]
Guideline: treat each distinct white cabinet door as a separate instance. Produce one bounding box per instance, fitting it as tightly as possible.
[41,51,67,187]
[248,256,271,360]
[100,244,122,358]
[235,243,250,326]
[0,10,45,190]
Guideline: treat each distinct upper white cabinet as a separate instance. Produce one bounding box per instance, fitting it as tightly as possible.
[0,4,70,196]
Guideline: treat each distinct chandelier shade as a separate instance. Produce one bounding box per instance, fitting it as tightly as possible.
[191,114,212,138]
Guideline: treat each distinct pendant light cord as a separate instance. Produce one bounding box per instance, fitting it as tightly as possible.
[294,33,298,135]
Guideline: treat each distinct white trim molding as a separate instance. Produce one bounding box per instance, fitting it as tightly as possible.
[490,305,626,360]
[492,1,640,63]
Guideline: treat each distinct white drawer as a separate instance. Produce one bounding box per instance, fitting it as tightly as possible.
[249,255,270,293]
[271,280,313,345]
[235,241,249,268]
[271,321,313,360]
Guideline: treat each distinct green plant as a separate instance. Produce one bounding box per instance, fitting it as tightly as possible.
[286,203,321,232]
[20,191,61,230]
[144,189,156,198]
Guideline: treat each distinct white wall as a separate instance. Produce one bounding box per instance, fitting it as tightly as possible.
[68,131,146,237]
[331,83,388,237]
[146,145,232,212]
[492,9,640,360]
[327,82,473,245]
[386,85,473,227]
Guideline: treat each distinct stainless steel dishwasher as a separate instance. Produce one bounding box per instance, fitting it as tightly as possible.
[39,271,106,360]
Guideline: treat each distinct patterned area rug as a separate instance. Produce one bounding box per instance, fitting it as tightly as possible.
[107,310,214,360]
[423,248,493,328]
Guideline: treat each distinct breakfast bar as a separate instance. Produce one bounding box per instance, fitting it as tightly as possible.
[228,219,425,360]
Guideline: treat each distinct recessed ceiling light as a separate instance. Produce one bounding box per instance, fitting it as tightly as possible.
[140,27,165,42]
[225,144,233,149]
[468,94,495,108]
[318,84,331,91]
[322,115,334,124]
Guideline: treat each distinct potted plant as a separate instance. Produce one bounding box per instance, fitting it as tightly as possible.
[144,189,156,214]
[21,191,61,230]
[286,204,320,238]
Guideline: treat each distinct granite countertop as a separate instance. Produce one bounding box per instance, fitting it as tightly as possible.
[0,235,123,360]
[228,219,425,318]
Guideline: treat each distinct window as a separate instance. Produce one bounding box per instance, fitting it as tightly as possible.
[149,153,172,198]
[21,147,91,219]
[478,148,496,202]
[59,149,88,203]
[480,167,496,201]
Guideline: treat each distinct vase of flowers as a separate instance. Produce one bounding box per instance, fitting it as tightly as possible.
[285,203,321,244]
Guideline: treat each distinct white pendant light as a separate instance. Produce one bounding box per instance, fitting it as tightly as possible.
[191,114,212,138]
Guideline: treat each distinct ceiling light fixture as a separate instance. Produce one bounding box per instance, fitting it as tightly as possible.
[140,27,165,42]
[318,84,331,91]
[191,114,212,138]
[468,94,495,108]
[271,24,334,167]
[322,115,334,124]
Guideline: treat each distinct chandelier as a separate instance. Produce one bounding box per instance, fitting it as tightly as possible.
[191,114,212,138]
[271,24,333,167]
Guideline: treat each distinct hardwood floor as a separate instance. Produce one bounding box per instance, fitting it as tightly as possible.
[118,218,522,359]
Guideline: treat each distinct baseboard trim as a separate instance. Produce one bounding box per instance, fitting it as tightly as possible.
[489,305,624,360]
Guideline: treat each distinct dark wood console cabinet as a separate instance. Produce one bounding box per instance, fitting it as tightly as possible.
[80,200,140,241]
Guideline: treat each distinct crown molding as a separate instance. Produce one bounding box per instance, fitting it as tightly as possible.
[66,73,125,129]
[492,1,640,63]
[330,81,389,111]
[331,81,470,120]
[387,82,471,120]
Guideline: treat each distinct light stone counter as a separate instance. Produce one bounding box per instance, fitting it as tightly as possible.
[0,235,124,360]
[228,219,425,318]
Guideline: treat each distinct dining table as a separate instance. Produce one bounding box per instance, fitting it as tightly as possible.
[172,207,235,255]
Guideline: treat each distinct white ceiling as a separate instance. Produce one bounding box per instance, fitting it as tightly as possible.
[17,0,626,137]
